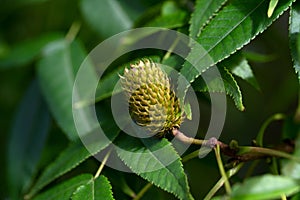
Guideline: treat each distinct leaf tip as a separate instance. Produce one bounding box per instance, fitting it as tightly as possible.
[240,105,246,112]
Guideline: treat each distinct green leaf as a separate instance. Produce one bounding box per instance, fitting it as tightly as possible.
[230,174,300,200]
[27,100,120,199]
[146,11,187,29]
[0,33,62,69]
[161,55,184,71]
[72,180,93,200]
[282,116,300,139]
[37,39,93,141]
[32,174,93,200]
[282,134,300,180]
[27,122,119,199]
[290,1,300,84]
[134,1,186,29]
[95,66,124,103]
[7,80,50,200]
[80,0,133,38]
[145,1,187,29]
[161,1,181,15]
[193,65,245,111]
[27,141,91,198]
[222,53,260,90]
[242,51,276,63]
[94,176,114,200]
[115,134,193,200]
[104,169,136,198]
[183,103,192,120]
[189,0,228,39]
[268,0,279,17]
[179,0,294,99]
[291,192,300,200]
[71,175,114,200]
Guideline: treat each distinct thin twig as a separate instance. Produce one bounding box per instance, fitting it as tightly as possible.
[244,160,260,179]
[65,21,81,43]
[94,148,112,179]
[204,164,243,200]
[172,128,216,147]
[214,145,231,194]
[162,37,180,61]
[133,183,152,200]
[238,146,300,163]
[281,194,287,200]
[172,128,296,163]
[182,148,212,163]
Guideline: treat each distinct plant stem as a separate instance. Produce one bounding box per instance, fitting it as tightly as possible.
[238,146,300,163]
[94,148,112,179]
[133,183,152,200]
[214,145,231,194]
[65,21,81,43]
[162,37,180,61]
[256,113,285,147]
[182,148,212,163]
[244,160,260,179]
[281,194,287,200]
[172,128,297,163]
[172,129,216,147]
[204,163,243,200]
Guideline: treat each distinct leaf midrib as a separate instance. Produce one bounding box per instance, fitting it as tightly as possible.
[122,140,189,200]
[197,0,265,65]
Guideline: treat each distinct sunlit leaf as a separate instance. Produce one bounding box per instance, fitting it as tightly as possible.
[268,0,279,17]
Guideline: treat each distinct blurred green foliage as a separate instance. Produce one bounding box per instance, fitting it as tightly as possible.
[1,0,300,200]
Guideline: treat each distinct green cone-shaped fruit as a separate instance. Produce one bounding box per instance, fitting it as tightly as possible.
[120,59,183,137]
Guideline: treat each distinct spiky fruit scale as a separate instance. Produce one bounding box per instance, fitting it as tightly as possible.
[120,59,183,137]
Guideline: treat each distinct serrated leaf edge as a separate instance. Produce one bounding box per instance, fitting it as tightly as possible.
[189,0,229,38]
[196,67,245,111]
[116,139,192,200]
[182,0,296,100]
[27,140,111,198]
